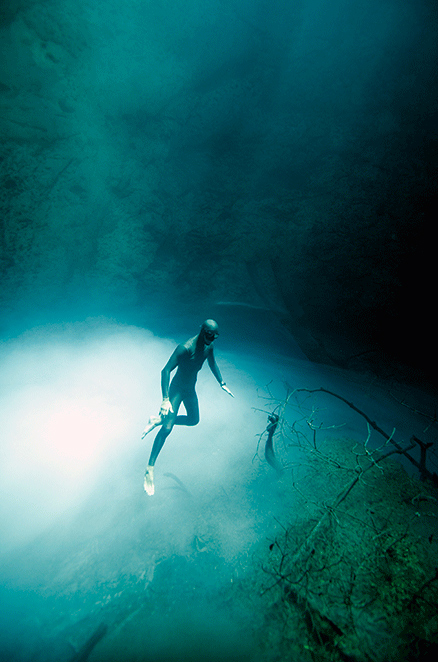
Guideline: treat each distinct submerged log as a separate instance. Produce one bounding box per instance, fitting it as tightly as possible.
[69,622,108,662]
[265,413,283,473]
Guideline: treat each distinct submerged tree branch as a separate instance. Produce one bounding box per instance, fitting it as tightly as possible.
[294,387,437,485]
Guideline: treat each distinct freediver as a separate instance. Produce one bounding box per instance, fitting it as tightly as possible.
[142,319,234,495]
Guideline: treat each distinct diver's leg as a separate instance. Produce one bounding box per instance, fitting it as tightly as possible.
[144,426,173,495]
[144,391,182,495]
[147,392,199,495]
[175,391,200,426]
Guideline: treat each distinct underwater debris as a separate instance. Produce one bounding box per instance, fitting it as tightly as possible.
[163,472,192,495]
[68,622,107,662]
[264,413,283,474]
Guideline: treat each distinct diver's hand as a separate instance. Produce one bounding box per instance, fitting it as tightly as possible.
[220,383,234,398]
[160,397,173,417]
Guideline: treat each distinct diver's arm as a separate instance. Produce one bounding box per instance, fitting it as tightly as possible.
[207,349,223,384]
[207,351,234,397]
[160,345,185,415]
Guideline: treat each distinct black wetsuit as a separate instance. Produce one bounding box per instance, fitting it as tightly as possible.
[148,333,223,466]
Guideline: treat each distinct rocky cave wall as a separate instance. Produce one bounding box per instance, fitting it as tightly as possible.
[1,0,437,379]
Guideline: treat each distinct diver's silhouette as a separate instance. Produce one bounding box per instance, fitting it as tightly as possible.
[142,319,234,495]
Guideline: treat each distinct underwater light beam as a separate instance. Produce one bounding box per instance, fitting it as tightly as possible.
[0,321,175,554]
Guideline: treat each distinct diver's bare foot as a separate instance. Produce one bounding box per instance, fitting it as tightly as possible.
[144,466,155,495]
[141,415,161,439]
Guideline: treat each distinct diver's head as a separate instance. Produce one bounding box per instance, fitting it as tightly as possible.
[200,319,219,344]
